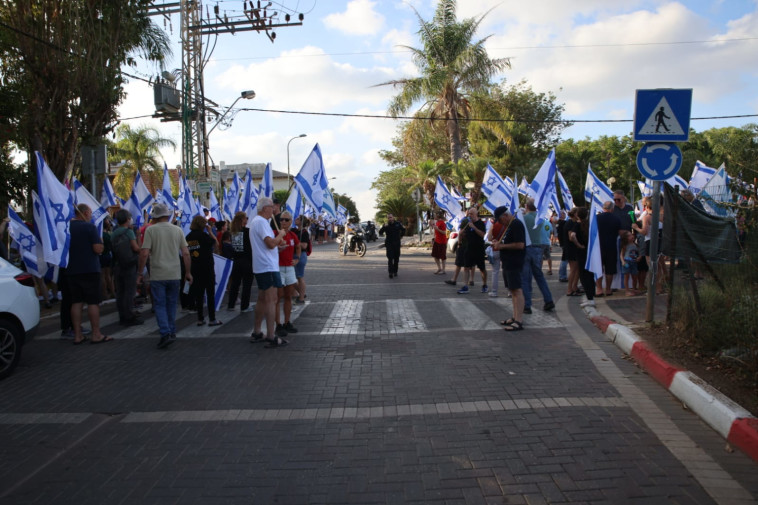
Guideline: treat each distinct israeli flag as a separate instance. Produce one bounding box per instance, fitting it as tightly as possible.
[336,204,347,226]
[688,161,718,195]
[556,169,574,211]
[240,169,260,222]
[155,162,175,214]
[178,173,199,234]
[285,187,303,220]
[433,176,465,220]
[529,149,558,227]
[71,177,108,228]
[100,176,118,208]
[212,253,233,311]
[226,171,241,216]
[259,162,274,199]
[294,144,328,212]
[508,174,520,215]
[584,164,614,208]
[8,205,47,277]
[481,164,506,198]
[483,184,512,214]
[34,151,74,267]
[699,166,732,217]
[132,170,155,212]
[208,187,223,221]
[321,186,337,219]
[585,199,604,280]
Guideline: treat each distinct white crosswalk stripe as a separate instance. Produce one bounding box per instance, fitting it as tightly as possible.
[386,299,427,333]
[320,299,364,335]
[441,298,501,330]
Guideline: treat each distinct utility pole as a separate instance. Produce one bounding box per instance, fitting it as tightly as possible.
[146,1,304,196]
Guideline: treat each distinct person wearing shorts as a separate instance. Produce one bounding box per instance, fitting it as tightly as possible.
[274,211,300,338]
[492,206,526,331]
[67,204,111,344]
[249,197,287,347]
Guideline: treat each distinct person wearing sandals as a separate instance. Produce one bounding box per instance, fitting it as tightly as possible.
[186,215,221,327]
[274,211,301,337]
[491,206,526,332]
[249,197,288,347]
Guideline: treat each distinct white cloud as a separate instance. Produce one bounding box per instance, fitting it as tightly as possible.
[323,0,385,36]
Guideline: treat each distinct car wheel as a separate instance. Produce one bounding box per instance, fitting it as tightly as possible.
[356,242,367,257]
[0,319,23,380]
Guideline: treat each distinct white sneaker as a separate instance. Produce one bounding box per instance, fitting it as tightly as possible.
[580,300,596,308]
[488,292,498,298]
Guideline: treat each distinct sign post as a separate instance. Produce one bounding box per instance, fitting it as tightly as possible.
[634,89,692,322]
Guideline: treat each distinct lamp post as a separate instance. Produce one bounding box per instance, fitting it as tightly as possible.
[287,134,307,187]
[206,90,255,137]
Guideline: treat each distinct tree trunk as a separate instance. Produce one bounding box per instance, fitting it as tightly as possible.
[447,108,463,164]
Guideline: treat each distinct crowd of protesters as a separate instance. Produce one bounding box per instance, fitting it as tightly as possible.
[2,196,315,350]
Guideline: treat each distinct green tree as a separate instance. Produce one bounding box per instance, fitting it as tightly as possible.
[332,192,359,222]
[110,124,176,200]
[376,0,509,164]
[376,195,417,232]
[0,0,171,180]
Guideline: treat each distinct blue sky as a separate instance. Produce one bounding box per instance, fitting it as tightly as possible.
[119,0,758,219]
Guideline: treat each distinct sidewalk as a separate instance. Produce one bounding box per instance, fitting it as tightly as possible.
[583,293,758,464]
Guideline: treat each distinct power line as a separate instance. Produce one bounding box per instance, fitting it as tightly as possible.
[235,107,758,124]
[209,36,758,62]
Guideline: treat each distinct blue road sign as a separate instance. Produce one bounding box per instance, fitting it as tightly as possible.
[633,89,692,142]
[636,143,683,181]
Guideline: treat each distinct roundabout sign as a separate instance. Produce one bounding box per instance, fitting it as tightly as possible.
[636,142,682,181]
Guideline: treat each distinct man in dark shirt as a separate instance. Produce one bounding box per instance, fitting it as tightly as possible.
[379,213,405,278]
[612,190,634,231]
[596,201,622,296]
[67,204,111,344]
[492,206,525,331]
[457,207,487,294]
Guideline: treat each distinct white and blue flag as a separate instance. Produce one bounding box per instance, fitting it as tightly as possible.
[259,162,274,199]
[584,164,614,208]
[155,162,175,214]
[585,199,604,280]
[71,177,108,234]
[208,187,223,221]
[699,166,732,217]
[285,187,304,221]
[8,204,46,277]
[434,176,465,221]
[178,173,199,234]
[688,161,718,195]
[556,169,574,211]
[35,151,74,267]
[336,204,348,226]
[212,253,233,311]
[294,144,328,212]
[100,176,118,208]
[529,149,558,226]
[225,171,241,217]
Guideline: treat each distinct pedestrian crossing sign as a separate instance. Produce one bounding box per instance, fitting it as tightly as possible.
[633,89,692,142]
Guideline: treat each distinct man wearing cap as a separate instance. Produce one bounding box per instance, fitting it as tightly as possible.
[492,206,526,331]
[138,202,192,349]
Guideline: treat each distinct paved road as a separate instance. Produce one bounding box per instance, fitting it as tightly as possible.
[1,243,756,505]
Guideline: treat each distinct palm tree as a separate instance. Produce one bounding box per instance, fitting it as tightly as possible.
[111,124,176,199]
[404,159,450,212]
[376,0,510,165]
[377,195,417,233]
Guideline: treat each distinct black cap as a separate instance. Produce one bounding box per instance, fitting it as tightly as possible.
[272,197,280,204]
[494,206,508,220]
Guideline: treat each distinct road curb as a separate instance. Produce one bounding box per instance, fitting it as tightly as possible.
[585,309,758,464]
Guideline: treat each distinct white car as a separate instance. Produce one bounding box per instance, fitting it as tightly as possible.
[0,257,41,380]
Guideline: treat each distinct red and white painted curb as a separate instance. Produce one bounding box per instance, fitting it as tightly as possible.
[586,309,758,464]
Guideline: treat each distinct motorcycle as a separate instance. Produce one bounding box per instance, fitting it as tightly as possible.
[363,223,378,242]
[338,228,367,257]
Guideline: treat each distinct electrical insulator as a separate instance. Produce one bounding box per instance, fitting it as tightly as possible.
[285,13,290,22]
[299,13,304,21]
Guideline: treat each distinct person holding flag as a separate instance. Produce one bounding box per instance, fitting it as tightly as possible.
[569,207,597,308]
[430,211,448,275]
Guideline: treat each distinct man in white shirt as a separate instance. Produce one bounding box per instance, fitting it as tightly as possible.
[249,197,287,347]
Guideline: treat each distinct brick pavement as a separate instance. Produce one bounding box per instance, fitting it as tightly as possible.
[1,243,756,504]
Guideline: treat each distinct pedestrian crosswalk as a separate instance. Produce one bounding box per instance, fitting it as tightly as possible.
[36,297,563,341]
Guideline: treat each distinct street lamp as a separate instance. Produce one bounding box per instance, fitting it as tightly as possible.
[206,90,256,137]
[287,134,307,187]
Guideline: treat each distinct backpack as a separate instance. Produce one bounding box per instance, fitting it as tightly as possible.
[112,231,138,267]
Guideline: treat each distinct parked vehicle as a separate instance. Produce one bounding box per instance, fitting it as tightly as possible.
[339,228,368,257]
[447,230,459,254]
[0,257,41,380]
